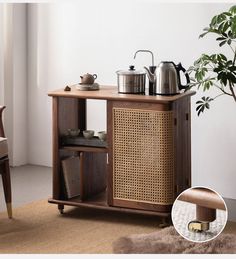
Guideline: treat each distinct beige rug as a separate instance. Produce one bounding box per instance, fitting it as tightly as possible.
[0,199,162,253]
[1,199,236,254]
[113,226,236,254]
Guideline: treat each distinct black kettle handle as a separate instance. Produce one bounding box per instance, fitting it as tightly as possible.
[176,63,190,90]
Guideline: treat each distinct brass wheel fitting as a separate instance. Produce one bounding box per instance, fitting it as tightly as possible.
[188,220,210,232]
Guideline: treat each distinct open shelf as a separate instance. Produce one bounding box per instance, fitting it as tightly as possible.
[61,145,108,153]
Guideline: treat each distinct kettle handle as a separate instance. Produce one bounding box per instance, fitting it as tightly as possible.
[176,63,190,90]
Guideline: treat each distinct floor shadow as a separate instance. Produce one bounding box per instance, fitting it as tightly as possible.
[58,206,166,228]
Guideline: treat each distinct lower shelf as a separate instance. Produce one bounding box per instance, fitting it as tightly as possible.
[48,191,171,217]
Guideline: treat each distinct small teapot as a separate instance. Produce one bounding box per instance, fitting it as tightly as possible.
[80,73,97,85]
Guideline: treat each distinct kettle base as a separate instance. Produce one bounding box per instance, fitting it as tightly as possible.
[118,91,146,95]
[154,92,181,96]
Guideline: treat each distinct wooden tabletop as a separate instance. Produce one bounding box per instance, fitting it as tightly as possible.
[48,85,196,103]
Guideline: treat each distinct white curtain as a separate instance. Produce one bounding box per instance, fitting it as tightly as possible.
[0,3,27,166]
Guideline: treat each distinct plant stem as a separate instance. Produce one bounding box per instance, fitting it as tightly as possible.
[229,82,236,102]
[214,83,232,96]
[213,93,226,100]
[229,44,235,54]
[233,47,236,65]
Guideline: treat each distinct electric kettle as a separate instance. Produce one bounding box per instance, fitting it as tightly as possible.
[144,61,190,95]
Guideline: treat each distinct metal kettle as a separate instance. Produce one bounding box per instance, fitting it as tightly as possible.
[144,61,190,95]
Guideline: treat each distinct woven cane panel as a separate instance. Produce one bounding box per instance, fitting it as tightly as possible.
[113,108,174,205]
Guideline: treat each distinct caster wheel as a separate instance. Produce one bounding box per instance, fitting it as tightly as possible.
[58,204,64,214]
[188,220,209,232]
[159,217,171,228]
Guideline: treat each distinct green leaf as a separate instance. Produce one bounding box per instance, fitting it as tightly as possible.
[219,54,227,61]
[218,22,225,32]
[228,73,236,83]
[229,5,236,14]
[196,101,203,104]
[229,66,236,72]
[196,104,203,111]
[197,106,205,116]
[221,75,227,86]
[223,21,230,32]
[195,97,213,116]
[222,32,228,37]
[223,12,232,17]
[217,14,226,24]
[199,31,209,38]
[210,15,218,26]
[231,23,236,34]
[216,37,226,41]
[219,40,227,47]
[203,27,210,31]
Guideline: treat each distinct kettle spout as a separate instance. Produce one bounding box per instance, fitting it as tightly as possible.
[144,66,155,83]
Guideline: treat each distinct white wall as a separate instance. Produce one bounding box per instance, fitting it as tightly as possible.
[27,1,236,199]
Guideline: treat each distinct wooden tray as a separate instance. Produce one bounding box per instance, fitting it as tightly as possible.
[61,136,107,148]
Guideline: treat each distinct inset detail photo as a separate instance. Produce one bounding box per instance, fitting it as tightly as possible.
[171,186,228,243]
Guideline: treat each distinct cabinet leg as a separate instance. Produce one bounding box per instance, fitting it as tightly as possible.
[159,216,171,228]
[188,205,216,232]
[58,204,64,214]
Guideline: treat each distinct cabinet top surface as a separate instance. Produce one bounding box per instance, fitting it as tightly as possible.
[48,85,196,103]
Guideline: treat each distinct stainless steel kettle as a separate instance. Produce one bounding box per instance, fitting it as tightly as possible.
[144,61,190,95]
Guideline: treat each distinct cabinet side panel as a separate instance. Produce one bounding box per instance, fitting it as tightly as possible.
[55,97,86,199]
[52,97,60,199]
[172,97,191,196]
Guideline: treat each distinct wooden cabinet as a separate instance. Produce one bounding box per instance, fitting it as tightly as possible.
[48,86,195,219]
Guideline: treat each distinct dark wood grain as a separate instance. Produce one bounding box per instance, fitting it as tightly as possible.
[0,158,11,202]
[62,146,108,153]
[196,205,216,222]
[48,197,170,217]
[52,97,60,199]
[107,101,113,206]
[80,152,107,200]
[112,199,172,213]
[179,188,226,210]
[49,89,195,220]
[172,96,191,197]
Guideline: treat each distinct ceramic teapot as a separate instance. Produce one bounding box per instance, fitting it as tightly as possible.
[80,73,97,85]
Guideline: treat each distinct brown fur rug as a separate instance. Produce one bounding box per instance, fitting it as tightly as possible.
[112,226,236,254]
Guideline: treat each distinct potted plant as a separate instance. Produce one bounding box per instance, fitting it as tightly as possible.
[187,5,236,116]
